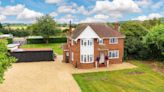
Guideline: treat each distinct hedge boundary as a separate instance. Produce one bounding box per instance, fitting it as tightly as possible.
[27,37,67,44]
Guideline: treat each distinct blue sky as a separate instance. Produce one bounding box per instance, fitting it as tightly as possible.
[0,0,163,24]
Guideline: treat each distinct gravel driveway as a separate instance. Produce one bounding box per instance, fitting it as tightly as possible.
[0,55,136,92]
[0,56,81,92]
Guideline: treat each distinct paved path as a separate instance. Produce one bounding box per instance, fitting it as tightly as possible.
[0,55,137,92]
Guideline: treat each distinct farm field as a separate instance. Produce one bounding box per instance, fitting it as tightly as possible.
[21,43,63,55]
[73,61,164,92]
[4,25,28,30]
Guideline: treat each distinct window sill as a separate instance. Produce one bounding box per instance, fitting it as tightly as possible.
[109,57,119,59]
[80,61,94,64]
[109,43,118,44]
[99,44,105,45]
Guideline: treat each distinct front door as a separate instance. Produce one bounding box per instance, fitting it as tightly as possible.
[99,52,105,64]
[65,52,69,63]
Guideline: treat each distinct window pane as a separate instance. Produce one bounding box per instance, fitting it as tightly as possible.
[90,55,92,62]
[81,55,83,61]
[84,55,86,62]
[81,40,83,45]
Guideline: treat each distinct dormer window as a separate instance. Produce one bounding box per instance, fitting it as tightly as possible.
[109,37,118,44]
[99,39,103,45]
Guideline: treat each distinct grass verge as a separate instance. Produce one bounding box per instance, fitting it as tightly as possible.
[21,43,63,55]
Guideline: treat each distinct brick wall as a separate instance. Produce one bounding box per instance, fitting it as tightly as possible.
[63,38,124,69]
[104,38,124,64]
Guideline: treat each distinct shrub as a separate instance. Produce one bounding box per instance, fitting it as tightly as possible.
[7,38,13,44]
[0,39,16,83]
[0,29,30,37]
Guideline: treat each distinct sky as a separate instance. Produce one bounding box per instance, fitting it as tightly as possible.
[0,0,163,24]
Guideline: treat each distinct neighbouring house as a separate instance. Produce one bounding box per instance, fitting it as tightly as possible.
[63,23,125,69]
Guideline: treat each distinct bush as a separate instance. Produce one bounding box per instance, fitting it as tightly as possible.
[27,37,67,44]
[0,39,16,83]
[7,38,13,44]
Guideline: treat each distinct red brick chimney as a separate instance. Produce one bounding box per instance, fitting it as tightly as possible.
[114,22,120,31]
[69,20,72,35]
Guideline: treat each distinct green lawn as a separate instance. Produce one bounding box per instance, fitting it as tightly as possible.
[21,43,63,55]
[73,61,164,92]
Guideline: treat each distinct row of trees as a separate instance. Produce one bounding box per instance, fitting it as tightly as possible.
[120,18,164,61]
[0,39,16,83]
[0,15,62,39]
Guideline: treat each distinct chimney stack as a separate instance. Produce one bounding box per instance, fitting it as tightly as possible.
[114,22,120,31]
[69,20,72,35]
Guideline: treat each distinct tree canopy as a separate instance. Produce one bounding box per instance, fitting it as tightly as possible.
[30,15,59,43]
[120,21,148,59]
[143,24,164,60]
[0,22,3,29]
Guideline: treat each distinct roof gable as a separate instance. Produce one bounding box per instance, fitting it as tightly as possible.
[75,26,100,40]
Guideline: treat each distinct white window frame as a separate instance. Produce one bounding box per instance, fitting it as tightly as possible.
[99,39,103,45]
[81,39,93,46]
[80,54,94,63]
[109,37,118,44]
[108,50,119,59]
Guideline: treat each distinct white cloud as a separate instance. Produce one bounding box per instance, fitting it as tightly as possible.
[132,13,163,21]
[80,17,103,23]
[135,0,164,10]
[92,0,141,14]
[57,5,76,14]
[80,14,109,23]
[151,1,164,10]
[17,8,43,21]
[50,12,58,17]
[0,15,6,21]
[0,4,25,16]
[135,0,152,8]
[57,3,90,15]
[45,0,62,4]
[94,14,109,20]
[56,14,75,23]
[77,6,90,15]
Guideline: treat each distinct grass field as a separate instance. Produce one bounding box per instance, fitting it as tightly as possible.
[4,25,28,30]
[21,43,63,55]
[73,61,164,92]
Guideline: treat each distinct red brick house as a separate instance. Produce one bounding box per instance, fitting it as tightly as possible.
[63,23,125,69]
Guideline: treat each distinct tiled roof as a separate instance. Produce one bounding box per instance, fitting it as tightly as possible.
[71,23,125,39]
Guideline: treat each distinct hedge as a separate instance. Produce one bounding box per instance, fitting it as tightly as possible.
[27,37,67,44]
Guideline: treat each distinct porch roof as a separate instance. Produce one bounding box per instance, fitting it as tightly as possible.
[98,45,109,51]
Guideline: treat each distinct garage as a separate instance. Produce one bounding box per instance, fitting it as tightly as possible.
[10,48,54,62]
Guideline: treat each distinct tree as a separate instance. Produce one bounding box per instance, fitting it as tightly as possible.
[120,21,148,59]
[142,18,161,30]
[0,22,3,29]
[0,39,16,83]
[143,24,164,60]
[31,15,57,44]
